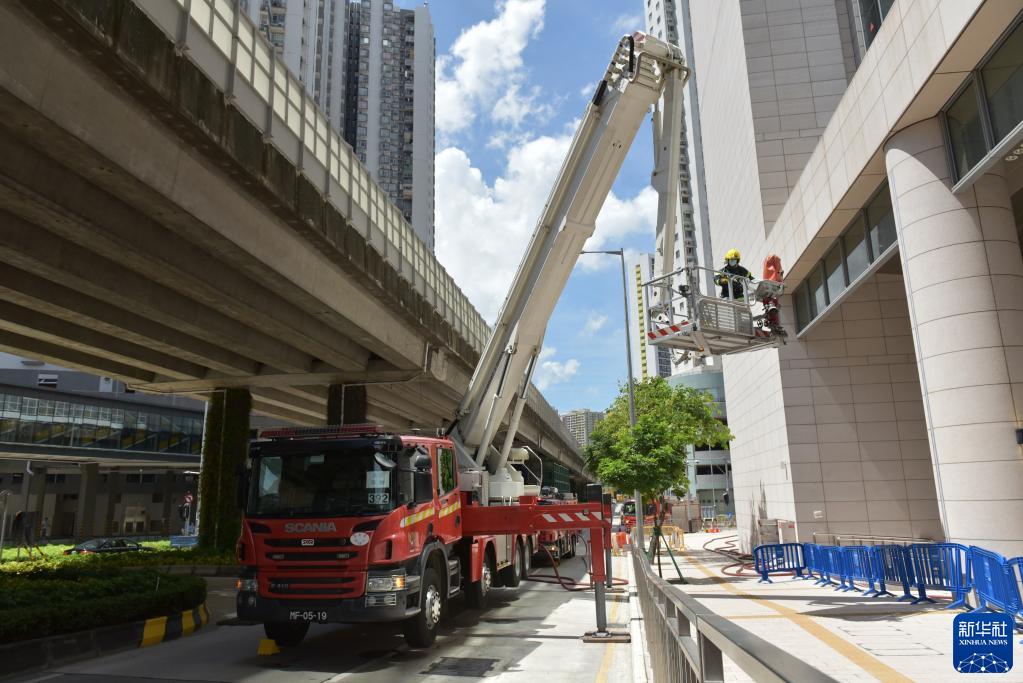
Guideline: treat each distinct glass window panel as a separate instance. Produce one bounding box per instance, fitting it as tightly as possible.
[866,186,896,257]
[824,245,845,303]
[843,215,870,282]
[4,395,20,413]
[946,79,988,177]
[190,0,212,33]
[808,266,826,318]
[982,21,1023,142]
[859,0,882,48]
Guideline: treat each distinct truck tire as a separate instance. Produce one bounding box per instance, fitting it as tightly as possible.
[524,538,533,575]
[565,534,577,558]
[499,540,524,588]
[403,566,442,648]
[466,549,494,610]
[264,620,309,647]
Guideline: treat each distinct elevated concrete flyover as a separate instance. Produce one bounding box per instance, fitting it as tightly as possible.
[0,0,587,479]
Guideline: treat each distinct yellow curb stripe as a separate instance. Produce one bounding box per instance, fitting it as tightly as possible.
[200,603,209,625]
[140,616,167,647]
[182,608,196,636]
[684,552,913,683]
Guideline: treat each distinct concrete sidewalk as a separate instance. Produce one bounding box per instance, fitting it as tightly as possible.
[645,530,1023,682]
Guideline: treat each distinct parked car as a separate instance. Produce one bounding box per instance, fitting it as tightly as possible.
[63,538,154,555]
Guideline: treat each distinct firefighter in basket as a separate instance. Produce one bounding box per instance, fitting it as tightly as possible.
[716,249,752,299]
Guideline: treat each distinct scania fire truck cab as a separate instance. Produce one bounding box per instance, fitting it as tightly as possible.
[237,425,534,647]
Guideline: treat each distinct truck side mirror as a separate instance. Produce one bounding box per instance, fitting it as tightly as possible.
[413,471,433,504]
[235,467,250,509]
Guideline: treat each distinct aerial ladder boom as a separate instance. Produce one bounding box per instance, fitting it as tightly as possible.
[447,34,689,496]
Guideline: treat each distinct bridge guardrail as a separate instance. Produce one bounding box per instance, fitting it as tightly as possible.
[632,542,836,682]
[130,0,578,463]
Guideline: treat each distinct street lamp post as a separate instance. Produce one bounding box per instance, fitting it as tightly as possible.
[580,249,643,553]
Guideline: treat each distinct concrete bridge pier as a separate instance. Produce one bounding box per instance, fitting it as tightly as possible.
[198,388,251,552]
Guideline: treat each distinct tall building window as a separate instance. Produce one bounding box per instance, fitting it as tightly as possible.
[858,0,894,49]
[793,182,895,332]
[943,15,1023,182]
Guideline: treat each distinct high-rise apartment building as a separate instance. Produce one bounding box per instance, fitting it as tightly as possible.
[240,0,435,248]
[626,252,674,380]
[676,0,1023,556]
[560,409,605,448]
[644,0,715,298]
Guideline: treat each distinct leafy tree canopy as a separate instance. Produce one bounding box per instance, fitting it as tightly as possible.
[584,376,731,499]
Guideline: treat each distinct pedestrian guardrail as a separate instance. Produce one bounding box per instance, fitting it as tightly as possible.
[870,544,914,600]
[631,544,837,682]
[970,546,1020,614]
[753,543,806,583]
[908,543,971,608]
[755,542,1023,621]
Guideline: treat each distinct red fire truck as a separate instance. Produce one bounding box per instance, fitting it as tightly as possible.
[534,488,581,562]
[233,32,781,649]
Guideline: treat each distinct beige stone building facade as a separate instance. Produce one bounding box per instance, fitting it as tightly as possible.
[675,0,1023,555]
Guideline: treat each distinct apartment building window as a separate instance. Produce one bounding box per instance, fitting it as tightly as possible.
[858,0,894,49]
[793,182,895,332]
[943,16,1023,182]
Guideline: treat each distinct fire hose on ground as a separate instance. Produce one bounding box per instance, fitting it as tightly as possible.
[525,535,629,591]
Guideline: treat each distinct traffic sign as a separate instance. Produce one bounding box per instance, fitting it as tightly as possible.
[184,493,194,505]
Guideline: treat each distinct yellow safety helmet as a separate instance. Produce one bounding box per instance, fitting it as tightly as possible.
[724,249,741,262]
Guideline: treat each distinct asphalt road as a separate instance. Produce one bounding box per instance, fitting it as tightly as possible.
[12,555,633,683]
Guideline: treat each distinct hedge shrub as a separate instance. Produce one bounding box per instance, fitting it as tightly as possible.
[0,547,234,576]
[0,567,206,643]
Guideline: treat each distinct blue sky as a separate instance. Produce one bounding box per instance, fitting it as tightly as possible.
[422,0,654,414]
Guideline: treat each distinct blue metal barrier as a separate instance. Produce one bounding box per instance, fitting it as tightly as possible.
[869,545,914,600]
[1010,557,1023,620]
[969,546,1021,616]
[908,543,971,609]
[840,546,877,594]
[802,543,822,580]
[818,546,844,587]
[753,543,806,583]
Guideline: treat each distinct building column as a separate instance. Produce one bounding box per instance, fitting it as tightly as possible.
[198,388,251,552]
[104,471,121,535]
[885,117,1023,556]
[161,470,174,535]
[74,463,99,541]
[18,463,46,542]
[327,384,368,424]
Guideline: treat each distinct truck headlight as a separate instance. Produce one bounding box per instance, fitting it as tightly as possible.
[366,573,406,592]
[236,578,258,592]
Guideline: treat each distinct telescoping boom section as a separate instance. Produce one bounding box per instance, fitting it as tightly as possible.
[449,33,690,496]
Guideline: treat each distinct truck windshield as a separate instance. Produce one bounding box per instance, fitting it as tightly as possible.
[247,445,414,517]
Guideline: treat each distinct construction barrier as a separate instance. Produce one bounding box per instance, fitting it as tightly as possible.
[802,542,822,580]
[752,542,806,583]
[819,545,845,587]
[908,543,971,609]
[869,544,914,601]
[969,546,1021,615]
[839,546,876,594]
[1010,557,1023,621]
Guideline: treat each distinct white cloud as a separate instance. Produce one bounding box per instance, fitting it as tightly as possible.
[435,0,546,137]
[435,132,658,322]
[611,13,642,34]
[534,346,580,390]
[582,313,608,335]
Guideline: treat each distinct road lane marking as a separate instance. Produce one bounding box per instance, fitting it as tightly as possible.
[596,557,624,683]
[684,552,913,683]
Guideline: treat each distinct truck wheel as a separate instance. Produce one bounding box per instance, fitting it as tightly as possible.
[524,538,533,575]
[466,551,494,610]
[499,540,524,588]
[566,534,577,558]
[264,621,309,647]
[403,566,442,648]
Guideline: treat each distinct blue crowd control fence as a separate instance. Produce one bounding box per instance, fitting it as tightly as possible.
[970,546,1021,617]
[907,543,971,608]
[841,546,877,594]
[1010,557,1023,621]
[753,542,806,583]
[819,546,845,587]
[869,544,914,601]
[803,542,822,580]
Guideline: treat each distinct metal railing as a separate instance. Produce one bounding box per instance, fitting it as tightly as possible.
[812,532,934,547]
[631,546,837,682]
[128,0,577,460]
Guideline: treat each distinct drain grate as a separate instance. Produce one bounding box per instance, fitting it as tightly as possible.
[422,657,500,677]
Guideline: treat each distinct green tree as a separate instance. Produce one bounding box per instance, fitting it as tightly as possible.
[584,376,731,502]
